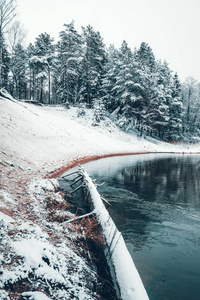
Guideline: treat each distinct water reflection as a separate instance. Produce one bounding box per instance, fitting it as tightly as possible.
[83,154,200,300]
[104,156,200,205]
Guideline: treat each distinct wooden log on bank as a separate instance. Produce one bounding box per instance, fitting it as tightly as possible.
[79,167,149,300]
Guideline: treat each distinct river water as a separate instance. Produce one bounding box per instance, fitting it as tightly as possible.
[81,154,200,300]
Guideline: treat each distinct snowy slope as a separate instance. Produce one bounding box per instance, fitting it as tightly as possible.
[1,96,199,174]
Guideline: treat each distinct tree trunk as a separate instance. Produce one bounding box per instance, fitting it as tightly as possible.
[32,71,35,100]
[86,39,90,106]
[40,77,43,103]
[29,67,32,99]
[48,66,51,104]
[67,36,71,103]
[0,37,3,89]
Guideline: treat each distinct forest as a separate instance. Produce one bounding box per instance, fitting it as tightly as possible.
[0,0,200,142]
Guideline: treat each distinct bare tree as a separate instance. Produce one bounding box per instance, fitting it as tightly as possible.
[182,77,200,136]
[7,20,27,55]
[0,0,16,88]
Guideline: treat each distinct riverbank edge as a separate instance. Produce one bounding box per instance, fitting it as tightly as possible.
[46,152,153,298]
[46,150,200,179]
[45,150,200,299]
[46,152,152,179]
[1,151,200,298]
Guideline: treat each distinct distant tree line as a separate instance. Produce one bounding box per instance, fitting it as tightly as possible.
[0,1,199,142]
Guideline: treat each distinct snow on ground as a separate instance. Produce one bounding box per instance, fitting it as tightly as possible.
[0,173,98,299]
[1,96,199,173]
[0,96,199,299]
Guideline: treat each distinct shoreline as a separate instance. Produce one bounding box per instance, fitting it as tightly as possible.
[46,151,200,179]
[46,152,152,178]
[1,151,200,299]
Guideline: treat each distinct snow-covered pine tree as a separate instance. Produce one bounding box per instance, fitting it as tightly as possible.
[79,25,106,107]
[150,60,173,139]
[0,38,10,91]
[56,21,81,105]
[11,43,27,99]
[28,54,44,101]
[93,99,106,125]
[100,45,119,111]
[107,41,140,131]
[27,43,36,100]
[136,41,156,73]
[34,32,55,103]
[115,41,140,131]
[166,73,183,140]
[132,42,159,136]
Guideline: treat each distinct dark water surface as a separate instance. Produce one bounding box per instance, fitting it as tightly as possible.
[82,154,200,300]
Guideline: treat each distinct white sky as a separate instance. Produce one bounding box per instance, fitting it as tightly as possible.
[16,0,200,82]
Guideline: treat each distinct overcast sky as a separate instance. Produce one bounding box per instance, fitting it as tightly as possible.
[16,0,200,82]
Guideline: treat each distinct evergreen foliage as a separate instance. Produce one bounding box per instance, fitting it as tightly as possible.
[55,21,81,104]
[0,38,10,91]
[79,25,106,107]
[11,43,27,99]
[1,19,199,142]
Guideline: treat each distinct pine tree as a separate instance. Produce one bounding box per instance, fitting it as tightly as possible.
[167,73,183,140]
[0,12,194,142]
[28,54,45,102]
[117,41,135,106]
[79,25,106,107]
[93,99,106,125]
[34,32,55,103]
[136,42,156,72]
[56,21,81,105]
[0,38,10,91]
[132,43,159,136]
[150,60,173,139]
[11,43,27,99]
[101,45,120,111]
[111,41,139,131]
[27,43,36,100]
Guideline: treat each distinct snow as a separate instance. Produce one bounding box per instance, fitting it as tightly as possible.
[1,96,199,173]
[10,236,90,288]
[36,71,47,79]
[22,291,51,300]
[28,178,60,194]
[0,213,97,299]
[0,95,199,299]
[0,212,14,224]
[0,190,16,208]
[0,290,10,300]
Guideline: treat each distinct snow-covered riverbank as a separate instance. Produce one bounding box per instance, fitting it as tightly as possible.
[1,96,199,174]
[0,96,199,299]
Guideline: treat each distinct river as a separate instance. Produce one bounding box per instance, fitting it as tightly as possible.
[81,154,200,300]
